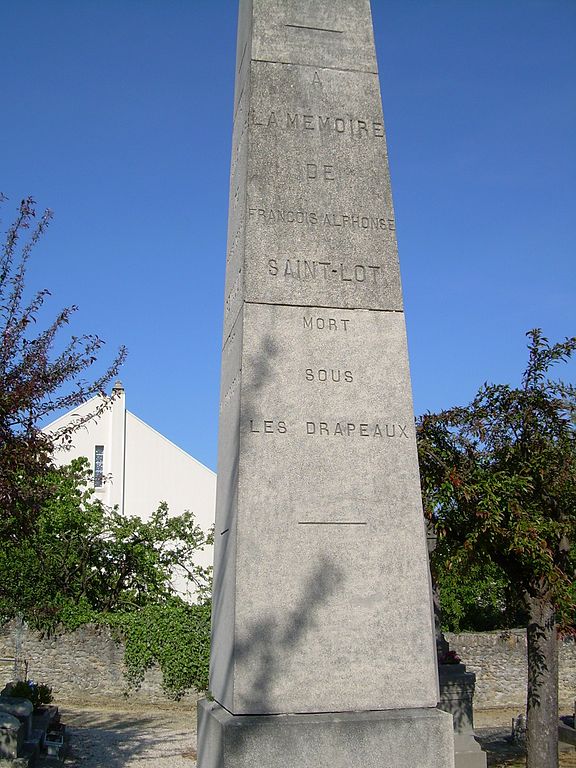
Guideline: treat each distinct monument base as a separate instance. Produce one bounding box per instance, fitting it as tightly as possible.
[453,734,488,768]
[197,699,455,768]
[438,662,487,768]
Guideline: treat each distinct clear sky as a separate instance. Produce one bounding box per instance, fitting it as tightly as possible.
[2,1,574,471]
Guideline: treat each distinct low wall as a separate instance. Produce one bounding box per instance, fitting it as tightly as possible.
[0,621,574,709]
[0,620,178,704]
[446,629,576,709]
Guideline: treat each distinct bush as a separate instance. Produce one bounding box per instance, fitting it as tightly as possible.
[3,680,54,709]
[107,599,211,698]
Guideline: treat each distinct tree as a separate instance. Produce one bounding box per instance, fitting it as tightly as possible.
[0,194,126,538]
[433,556,526,633]
[0,458,214,695]
[417,330,576,768]
[0,459,213,627]
[0,195,212,697]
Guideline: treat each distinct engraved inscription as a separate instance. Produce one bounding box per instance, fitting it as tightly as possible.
[312,71,322,87]
[225,270,242,314]
[249,207,395,231]
[220,371,241,414]
[305,369,353,383]
[222,326,237,354]
[306,163,334,181]
[227,217,244,265]
[249,419,287,434]
[245,419,411,439]
[251,111,384,139]
[306,422,409,438]
[303,316,350,331]
[268,259,381,284]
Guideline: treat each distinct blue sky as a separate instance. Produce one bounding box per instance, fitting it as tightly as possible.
[2,0,574,471]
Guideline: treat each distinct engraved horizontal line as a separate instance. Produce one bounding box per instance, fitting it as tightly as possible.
[243,299,405,314]
[250,58,378,76]
[285,24,343,34]
[298,521,367,526]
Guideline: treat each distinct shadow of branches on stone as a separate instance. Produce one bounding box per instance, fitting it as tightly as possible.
[233,554,344,713]
[209,554,344,766]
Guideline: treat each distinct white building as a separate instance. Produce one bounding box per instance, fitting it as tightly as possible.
[43,381,216,597]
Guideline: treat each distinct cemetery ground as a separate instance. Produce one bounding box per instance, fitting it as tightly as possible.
[54,700,576,767]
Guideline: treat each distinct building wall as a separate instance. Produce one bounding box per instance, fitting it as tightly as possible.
[48,393,122,510]
[124,411,215,542]
[43,386,216,590]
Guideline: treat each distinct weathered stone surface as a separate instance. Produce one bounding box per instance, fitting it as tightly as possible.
[241,61,402,314]
[223,5,403,342]
[0,712,22,760]
[452,735,488,768]
[438,664,486,768]
[204,0,453,763]
[213,0,439,712]
[0,621,184,705]
[213,303,438,714]
[248,0,378,72]
[198,699,455,768]
[1,621,574,710]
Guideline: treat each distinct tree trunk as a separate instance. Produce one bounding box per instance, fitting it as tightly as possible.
[525,593,558,768]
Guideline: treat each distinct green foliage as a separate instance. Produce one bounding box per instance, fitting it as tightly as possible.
[418,329,576,767]
[107,600,211,698]
[434,557,527,632]
[5,680,54,709]
[418,329,576,625]
[0,458,213,631]
[0,457,213,697]
[0,195,211,698]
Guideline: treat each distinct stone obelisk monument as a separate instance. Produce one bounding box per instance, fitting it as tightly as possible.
[198,1,454,766]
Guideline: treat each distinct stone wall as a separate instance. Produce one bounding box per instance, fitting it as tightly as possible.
[0,620,180,705]
[1,621,574,709]
[446,629,576,709]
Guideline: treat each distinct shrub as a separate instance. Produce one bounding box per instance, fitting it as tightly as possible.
[4,680,54,709]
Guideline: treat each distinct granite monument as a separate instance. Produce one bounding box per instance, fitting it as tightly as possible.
[198,1,454,765]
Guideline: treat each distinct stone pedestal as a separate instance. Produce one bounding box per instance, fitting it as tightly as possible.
[199,700,453,768]
[438,664,486,768]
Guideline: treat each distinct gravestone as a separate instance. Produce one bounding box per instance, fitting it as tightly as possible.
[439,663,488,768]
[0,698,33,740]
[0,711,23,760]
[198,1,454,766]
